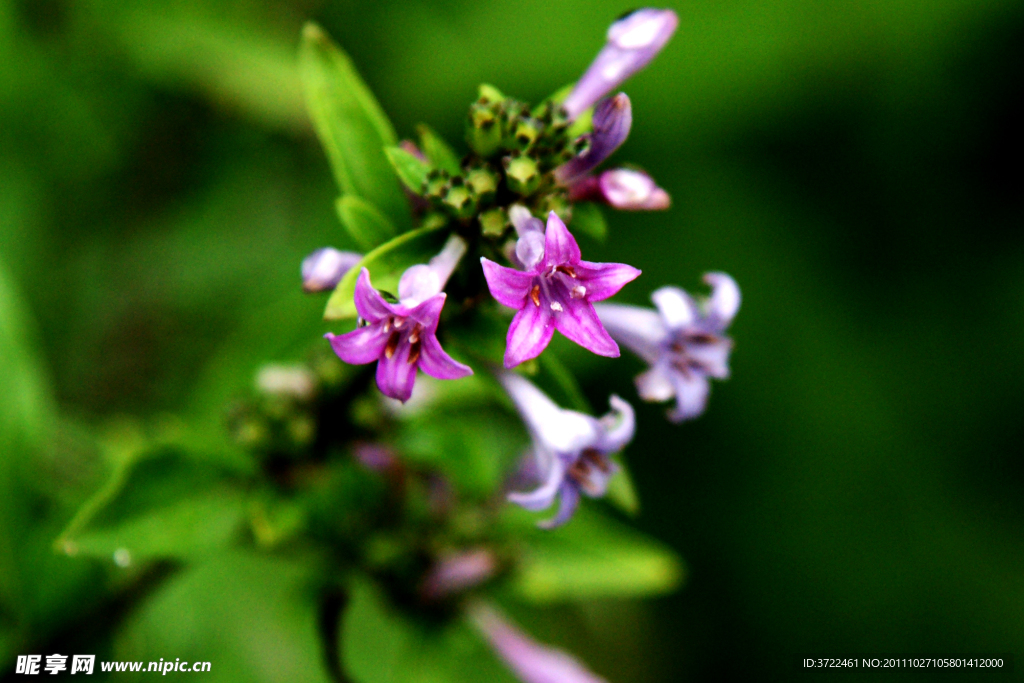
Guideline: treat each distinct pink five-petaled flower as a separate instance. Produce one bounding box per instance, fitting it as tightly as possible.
[480,211,640,368]
[325,267,472,402]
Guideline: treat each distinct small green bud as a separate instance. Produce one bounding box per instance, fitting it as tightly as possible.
[535,192,571,222]
[503,155,541,196]
[442,180,478,219]
[479,207,508,237]
[477,83,505,103]
[465,167,498,203]
[423,169,450,199]
[513,118,542,151]
[467,103,503,157]
[420,211,450,231]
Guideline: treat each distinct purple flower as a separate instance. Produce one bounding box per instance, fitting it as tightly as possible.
[469,602,609,683]
[554,94,632,185]
[562,8,679,120]
[302,247,362,292]
[501,372,634,528]
[594,273,739,422]
[569,168,671,210]
[481,211,640,368]
[420,549,497,601]
[326,238,472,402]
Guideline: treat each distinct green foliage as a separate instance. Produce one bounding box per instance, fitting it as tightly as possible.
[323,223,450,321]
[300,23,409,230]
[385,146,434,194]
[569,202,608,241]
[417,125,463,175]
[513,508,683,603]
[336,195,400,251]
[342,579,515,683]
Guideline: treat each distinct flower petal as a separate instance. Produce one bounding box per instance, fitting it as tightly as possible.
[555,301,619,358]
[686,337,733,379]
[325,326,387,365]
[302,248,362,292]
[667,370,710,422]
[407,292,446,331]
[555,94,632,183]
[417,334,473,380]
[353,268,397,322]
[703,272,741,328]
[543,212,581,266]
[505,303,556,368]
[501,372,599,452]
[596,395,635,453]
[375,341,418,402]
[651,286,697,330]
[635,364,675,402]
[508,450,564,512]
[575,260,641,302]
[538,483,581,529]
[481,257,535,308]
[592,303,667,363]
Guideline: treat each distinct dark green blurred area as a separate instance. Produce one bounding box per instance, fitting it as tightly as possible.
[2,0,1022,680]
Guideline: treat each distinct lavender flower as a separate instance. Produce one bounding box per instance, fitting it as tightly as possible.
[554,94,632,185]
[562,8,679,120]
[469,602,609,683]
[569,168,671,210]
[302,247,362,292]
[594,273,739,422]
[481,211,640,368]
[420,549,497,600]
[501,372,634,528]
[326,237,472,402]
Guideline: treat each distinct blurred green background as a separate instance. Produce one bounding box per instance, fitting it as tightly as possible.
[2,0,1022,680]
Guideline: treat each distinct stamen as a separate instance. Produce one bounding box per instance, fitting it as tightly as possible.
[556,265,577,278]
[409,324,422,345]
[582,449,612,473]
[384,332,401,359]
[550,302,563,312]
[382,318,391,333]
[570,285,586,299]
[408,341,421,365]
[393,318,405,329]
[530,285,541,307]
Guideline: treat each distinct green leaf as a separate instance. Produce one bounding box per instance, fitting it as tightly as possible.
[342,579,515,683]
[569,202,607,241]
[324,223,449,321]
[513,508,683,602]
[57,446,247,562]
[300,23,409,228]
[384,146,432,194]
[115,552,331,683]
[537,352,591,413]
[336,195,399,251]
[605,460,641,517]
[417,124,462,175]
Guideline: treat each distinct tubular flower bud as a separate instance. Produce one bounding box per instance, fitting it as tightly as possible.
[555,94,633,184]
[501,372,634,529]
[481,211,640,368]
[562,8,679,120]
[594,273,739,421]
[301,248,362,293]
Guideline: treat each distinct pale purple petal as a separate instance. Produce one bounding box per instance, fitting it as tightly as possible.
[407,292,446,331]
[508,450,564,512]
[538,483,581,529]
[417,334,473,380]
[543,212,581,266]
[501,372,600,453]
[505,303,556,368]
[555,302,619,358]
[469,603,609,683]
[703,272,741,328]
[574,260,641,302]
[668,370,710,422]
[651,286,697,330]
[375,342,418,402]
[685,338,733,379]
[515,231,547,270]
[562,8,679,119]
[353,268,398,322]
[420,549,496,600]
[596,395,635,453]
[635,364,675,402]
[326,326,388,365]
[302,248,362,292]
[592,303,667,363]
[599,169,670,210]
[555,94,632,183]
[481,257,535,308]
[398,264,442,306]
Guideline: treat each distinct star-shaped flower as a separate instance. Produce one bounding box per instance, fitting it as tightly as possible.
[501,372,634,528]
[481,211,640,368]
[326,267,472,402]
[594,272,739,421]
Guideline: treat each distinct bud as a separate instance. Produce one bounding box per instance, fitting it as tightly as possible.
[554,93,632,184]
[301,247,362,293]
[468,102,503,157]
[442,177,478,219]
[479,207,509,237]
[465,166,498,204]
[562,9,679,120]
[598,168,670,210]
[423,169,450,199]
[503,155,541,196]
[512,117,542,151]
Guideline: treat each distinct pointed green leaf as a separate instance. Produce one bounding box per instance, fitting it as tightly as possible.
[336,195,399,251]
[569,202,607,241]
[300,23,409,228]
[384,146,432,194]
[324,223,450,321]
[342,579,515,683]
[417,124,462,175]
[513,508,683,602]
[605,460,640,517]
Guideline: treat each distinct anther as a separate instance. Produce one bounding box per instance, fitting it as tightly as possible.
[530,285,541,307]
[384,332,401,359]
[570,285,586,299]
[408,341,421,365]
[550,302,563,312]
